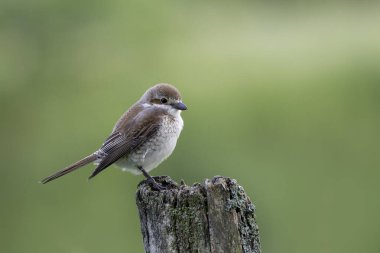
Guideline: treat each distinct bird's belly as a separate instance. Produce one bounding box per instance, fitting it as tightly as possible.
[141,135,178,171]
[115,117,183,175]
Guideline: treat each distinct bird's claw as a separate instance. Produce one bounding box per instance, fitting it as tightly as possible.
[147,178,167,191]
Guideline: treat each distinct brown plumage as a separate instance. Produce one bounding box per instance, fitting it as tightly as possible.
[41,84,187,189]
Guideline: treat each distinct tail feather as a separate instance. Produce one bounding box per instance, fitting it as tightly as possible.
[40,153,97,184]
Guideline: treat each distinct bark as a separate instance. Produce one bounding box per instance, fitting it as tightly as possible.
[136,176,261,253]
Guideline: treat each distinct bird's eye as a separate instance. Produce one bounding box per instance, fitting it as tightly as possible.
[160,98,168,104]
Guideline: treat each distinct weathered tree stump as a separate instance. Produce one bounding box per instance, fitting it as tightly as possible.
[136,176,261,253]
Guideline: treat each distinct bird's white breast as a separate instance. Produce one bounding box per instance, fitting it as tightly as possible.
[116,112,184,174]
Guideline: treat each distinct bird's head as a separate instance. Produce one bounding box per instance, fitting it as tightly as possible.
[141,83,187,112]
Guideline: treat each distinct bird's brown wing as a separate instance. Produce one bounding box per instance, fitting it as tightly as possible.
[88,108,162,179]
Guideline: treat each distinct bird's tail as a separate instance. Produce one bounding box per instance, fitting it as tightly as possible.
[40,153,97,184]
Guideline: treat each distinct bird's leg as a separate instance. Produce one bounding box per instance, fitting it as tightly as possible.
[137,166,166,190]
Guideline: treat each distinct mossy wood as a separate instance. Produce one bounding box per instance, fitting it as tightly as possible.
[136,176,261,253]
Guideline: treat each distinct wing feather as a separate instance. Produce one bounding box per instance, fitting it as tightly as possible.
[89,109,162,179]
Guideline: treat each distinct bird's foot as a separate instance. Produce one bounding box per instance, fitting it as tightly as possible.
[147,177,167,191]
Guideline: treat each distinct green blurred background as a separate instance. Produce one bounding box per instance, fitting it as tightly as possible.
[1,1,380,252]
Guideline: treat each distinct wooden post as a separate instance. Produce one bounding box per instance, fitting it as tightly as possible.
[136,176,261,253]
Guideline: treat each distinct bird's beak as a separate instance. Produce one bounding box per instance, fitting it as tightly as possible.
[172,101,187,110]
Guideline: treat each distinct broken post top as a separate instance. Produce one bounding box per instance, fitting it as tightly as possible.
[136,176,261,253]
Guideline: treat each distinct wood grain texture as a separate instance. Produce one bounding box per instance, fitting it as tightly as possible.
[136,176,261,253]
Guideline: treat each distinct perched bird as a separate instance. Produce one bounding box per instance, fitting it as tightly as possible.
[41,83,187,190]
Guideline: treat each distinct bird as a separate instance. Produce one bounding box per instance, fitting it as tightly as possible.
[41,83,187,190]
